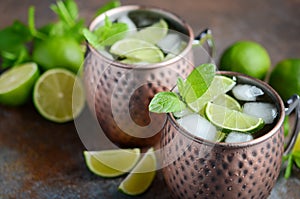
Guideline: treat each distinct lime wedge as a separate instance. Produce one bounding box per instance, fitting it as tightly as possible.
[0,62,39,106]
[188,75,236,113]
[205,102,264,133]
[129,19,168,44]
[212,94,242,111]
[83,148,141,178]
[33,69,85,123]
[110,38,164,63]
[118,147,156,196]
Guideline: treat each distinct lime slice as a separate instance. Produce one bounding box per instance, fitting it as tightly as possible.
[0,62,39,106]
[110,38,164,63]
[212,94,242,111]
[83,148,141,178]
[129,19,168,44]
[33,69,85,123]
[205,102,264,133]
[118,147,156,196]
[188,75,236,113]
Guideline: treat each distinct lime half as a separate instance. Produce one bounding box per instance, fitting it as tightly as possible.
[33,69,85,123]
[0,62,39,106]
[110,38,164,63]
[118,147,156,196]
[83,148,141,178]
[129,19,168,44]
[188,75,236,113]
[205,102,264,133]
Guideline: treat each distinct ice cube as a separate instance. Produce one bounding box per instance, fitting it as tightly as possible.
[232,84,264,101]
[176,114,217,141]
[243,102,277,124]
[98,49,114,60]
[173,107,193,118]
[118,14,137,33]
[157,33,181,54]
[225,132,253,143]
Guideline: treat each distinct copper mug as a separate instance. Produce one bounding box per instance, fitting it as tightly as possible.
[83,5,214,148]
[161,71,300,199]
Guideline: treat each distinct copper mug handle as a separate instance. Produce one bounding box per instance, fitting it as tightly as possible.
[193,28,216,58]
[284,94,300,155]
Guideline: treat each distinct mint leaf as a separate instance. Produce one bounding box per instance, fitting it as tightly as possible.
[149,92,186,113]
[183,63,216,103]
[85,15,128,48]
[95,0,121,16]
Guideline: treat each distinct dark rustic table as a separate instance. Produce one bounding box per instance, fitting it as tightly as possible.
[0,0,300,198]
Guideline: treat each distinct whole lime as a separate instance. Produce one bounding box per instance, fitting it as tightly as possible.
[269,58,300,101]
[219,41,271,80]
[32,36,84,73]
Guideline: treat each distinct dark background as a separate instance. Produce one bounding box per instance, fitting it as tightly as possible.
[0,0,299,198]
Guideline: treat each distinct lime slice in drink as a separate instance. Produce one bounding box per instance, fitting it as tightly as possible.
[129,19,168,44]
[205,102,264,133]
[0,62,39,106]
[110,38,164,63]
[212,94,242,111]
[83,148,141,178]
[118,147,156,196]
[188,75,236,113]
[33,69,85,123]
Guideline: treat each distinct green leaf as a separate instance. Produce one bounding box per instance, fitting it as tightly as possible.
[64,0,79,21]
[184,63,216,103]
[95,0,121,16]
[83,28,102,49]
[87,15,128,47]
[28,6,47,40]
[284,154,293,179]
[149,92,186,113]
[295,158,300,168]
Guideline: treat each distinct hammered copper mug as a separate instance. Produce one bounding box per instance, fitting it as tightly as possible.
[161,71,300,199]
[83,5,214,148]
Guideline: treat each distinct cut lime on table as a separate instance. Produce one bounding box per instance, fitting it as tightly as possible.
[129,19,168,44]
[110,38,164,63]
[188,75,236,112]
[118,147,156,196]
[33,69,85,123]
[0,62,39,106]
[83,148,141,178]
[205,102,264,133]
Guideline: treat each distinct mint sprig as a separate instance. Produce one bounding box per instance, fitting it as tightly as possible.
[149,63,216,113]
[83,15,128,49]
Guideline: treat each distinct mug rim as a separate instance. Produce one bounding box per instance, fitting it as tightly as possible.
[86,5,195,70]
[167,71,286,148]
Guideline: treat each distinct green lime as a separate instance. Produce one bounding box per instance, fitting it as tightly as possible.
[83,148,141,178]
[33,68,85,123]
[118,147,156,196]
[32,36,84,73]
[220,41,271,80]
[205,102,264,133]
[188,75,236,113]
[293,134,300,153]
[129,19,168,44]
[212,94,242,111]
[110,38,164,63]
[269,58,300,101]
[0,62,39,106]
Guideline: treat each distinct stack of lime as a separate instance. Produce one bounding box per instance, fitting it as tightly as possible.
[84,147,157,196]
